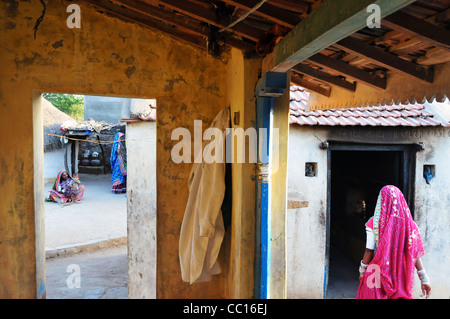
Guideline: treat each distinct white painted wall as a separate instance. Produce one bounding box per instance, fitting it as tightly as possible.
[126,121,157,298]
[287,127,328,299]
[44,147,68,181]
[413,128,450,299]
[287,125,450,299]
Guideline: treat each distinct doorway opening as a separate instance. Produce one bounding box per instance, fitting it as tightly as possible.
[37,93,157,299]
[325,143,415,298]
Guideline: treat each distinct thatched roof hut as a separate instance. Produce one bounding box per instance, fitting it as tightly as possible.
[43,98,77,152]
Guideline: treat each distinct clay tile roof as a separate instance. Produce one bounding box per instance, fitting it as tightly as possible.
[289,85,445,127]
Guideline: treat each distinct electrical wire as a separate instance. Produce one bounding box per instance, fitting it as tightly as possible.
[218,0,268,33]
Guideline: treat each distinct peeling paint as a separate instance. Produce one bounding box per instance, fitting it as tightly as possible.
[164,74,187,92]
[111,52,122,62]
[125,65,136,78]
[51,39,63,49]
[14,52,49,68]
[1,0,231,299]
[4,20,16,30]
[4,0,19,18]
[125,55,135,65]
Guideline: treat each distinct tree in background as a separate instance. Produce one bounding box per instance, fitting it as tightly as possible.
[43,93,84,121]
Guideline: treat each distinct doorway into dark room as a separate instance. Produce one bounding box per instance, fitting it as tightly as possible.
[325,144,415,298]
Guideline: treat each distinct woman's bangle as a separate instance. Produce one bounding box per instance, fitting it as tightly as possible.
[417,269,430,285]
[359,260,368,276]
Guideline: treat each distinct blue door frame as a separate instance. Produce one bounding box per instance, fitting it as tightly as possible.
[254,72,287,299]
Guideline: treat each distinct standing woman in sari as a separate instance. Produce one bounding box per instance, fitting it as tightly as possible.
[357,185,431,299]
[110,132,127,194]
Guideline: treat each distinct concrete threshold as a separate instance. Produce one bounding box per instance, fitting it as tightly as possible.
[45,236,127,259]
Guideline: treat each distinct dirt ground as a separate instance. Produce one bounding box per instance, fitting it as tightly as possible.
[46,246,127,299]
[44,173,128,299]
[44,173,127,249]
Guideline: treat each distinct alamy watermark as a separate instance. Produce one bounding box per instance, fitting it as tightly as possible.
[66,4,81,29]
[171,121,279,173]
[366,4,381,29]
[365,264,381,289]
[66,264,81,289]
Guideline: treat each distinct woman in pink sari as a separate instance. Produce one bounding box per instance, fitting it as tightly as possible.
[356,185,431,299]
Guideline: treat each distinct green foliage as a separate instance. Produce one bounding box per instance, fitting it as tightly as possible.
[43,93,84,121]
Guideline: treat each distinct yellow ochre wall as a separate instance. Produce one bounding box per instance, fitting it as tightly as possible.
[0,0,259,298]
[226,49,262,298]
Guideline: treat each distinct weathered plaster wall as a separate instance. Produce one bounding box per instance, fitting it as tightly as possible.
[413,127,450,299]
[226,48,262,298]
[287,128,328,299]
[155,66,230,299]
[33,93,46,299]
[126,121,157,298]
[0,0,230,298]
[287,125,450,298]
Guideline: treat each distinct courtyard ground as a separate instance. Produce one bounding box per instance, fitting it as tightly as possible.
[44,173,128,299]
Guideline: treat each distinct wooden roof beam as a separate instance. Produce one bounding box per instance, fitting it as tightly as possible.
[157,0,265,42]
[291,72,331,97]
[86,0,206,49]
[113,0,255,52]
[222,0,301,28]
[306,53,386,90]
[267,0,310,15]
[263,0,417,73]
[382,10,450,50]
[292,63,356,91]
[334,37,434,83]
[114,0,210,37]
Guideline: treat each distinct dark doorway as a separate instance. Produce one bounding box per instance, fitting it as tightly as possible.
[325,144,415,298]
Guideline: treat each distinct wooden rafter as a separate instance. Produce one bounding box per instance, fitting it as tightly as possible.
[334,37,434,83]
[291,72,331,97]
[86,0,207,50]
[85,0,450,88]
[157,0,265,42]
[222,0,301,28]
[424,7,450,27]
[382,10,450,50]
[306,53,386,90]
[292,63,356,91]
[416,47,450,65]
[268,0,310,15]
[112,0,255,52]
[388,38,422,54]
[114,0,210,37]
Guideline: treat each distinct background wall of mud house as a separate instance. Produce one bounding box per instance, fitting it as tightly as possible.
[76,124,125,175]
[287,125,450,299]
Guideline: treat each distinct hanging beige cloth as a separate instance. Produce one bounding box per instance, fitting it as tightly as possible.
[179,107,230,284]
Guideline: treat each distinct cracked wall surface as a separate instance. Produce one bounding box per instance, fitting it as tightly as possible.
[0,0,231,298]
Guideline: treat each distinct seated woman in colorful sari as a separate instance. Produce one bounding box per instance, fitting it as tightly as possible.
[48,170,85,203]
[356,185,431,299]
[110,132,127,194]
